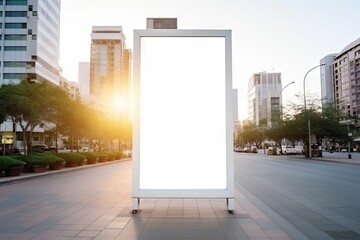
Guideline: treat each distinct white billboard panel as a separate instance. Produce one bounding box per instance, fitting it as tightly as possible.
[132,30,234,211]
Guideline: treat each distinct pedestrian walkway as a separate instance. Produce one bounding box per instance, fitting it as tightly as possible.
[307,151,360,165]
[0,160,299,240]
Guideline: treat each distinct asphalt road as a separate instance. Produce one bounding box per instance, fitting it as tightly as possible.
[235,152,360,240]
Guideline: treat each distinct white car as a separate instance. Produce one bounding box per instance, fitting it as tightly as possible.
[282,146,297,155]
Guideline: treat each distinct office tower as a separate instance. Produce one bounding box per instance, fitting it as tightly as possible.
[78,62,90,101]
[146,18,177,29]
[59,76,80,101]
[89,26,131,117]
[321,37,360,116]
[0,0,61,86]
[320,54,337,105]
[248,72,282,126]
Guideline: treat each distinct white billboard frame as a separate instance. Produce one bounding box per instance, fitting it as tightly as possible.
[132,29,234,212]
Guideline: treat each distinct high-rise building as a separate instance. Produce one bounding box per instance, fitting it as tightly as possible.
[320,54,337,105]
[59,76,80,101]
[321,37,360,116]
[248,72,282,126]
[89,26,132,117]
[78,62,90,101]
[146,18,177,29]
[0,0,61,86]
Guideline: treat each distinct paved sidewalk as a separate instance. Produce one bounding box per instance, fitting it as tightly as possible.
[304,151,360,165]
[0,160,298,240]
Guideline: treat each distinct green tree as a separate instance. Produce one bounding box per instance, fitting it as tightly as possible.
[240,120,264,148]
[0,80,71,154]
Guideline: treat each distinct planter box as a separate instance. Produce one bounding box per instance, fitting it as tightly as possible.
[98,157,108,163]
[49,162,63,170]
[5,166,23,177]
[65,162,77,168]
[32,165,48,173]
[77,160,85,166]
[87,158,97,165]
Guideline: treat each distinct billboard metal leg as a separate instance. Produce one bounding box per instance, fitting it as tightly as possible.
[132,198,140,214]
[226,198,234,213]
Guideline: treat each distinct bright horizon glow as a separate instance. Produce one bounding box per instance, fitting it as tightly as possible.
[60,0,360,121]
[113,97,124,112]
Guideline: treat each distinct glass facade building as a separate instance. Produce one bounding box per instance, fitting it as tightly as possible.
[0,0,61,85]
[90,26,132,118]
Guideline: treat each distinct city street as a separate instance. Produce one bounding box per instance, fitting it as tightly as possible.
[0,154,359,239]
[235,152,360,240]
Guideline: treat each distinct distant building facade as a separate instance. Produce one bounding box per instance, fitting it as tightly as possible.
[146,18,177,29]
[248,72,282,126]
[321,37,360,116]
[59,76,80,101]
[320,54,337,104]
[0,0,61,86]
[78,62,90,101]
[89,26,132,118]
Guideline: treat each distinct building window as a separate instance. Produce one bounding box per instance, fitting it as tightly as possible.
[5,34,27,40]
[32,11,37,16]
[28,5,32,11]
[3,73,26,79]
[5,11,27,17]
[4,46,26,51]
[5,23,27,29]
[4,61,26,67]
[5,0,27,5]
[32,35,37,40]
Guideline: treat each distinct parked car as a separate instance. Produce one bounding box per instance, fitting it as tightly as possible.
[243,146,258,153]
[243,147,251,153]
[282,145,297,155]
[251,146,258,153]
[234,147,243,152]
[32,144,50,152]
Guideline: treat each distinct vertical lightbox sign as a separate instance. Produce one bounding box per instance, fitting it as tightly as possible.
[132,30,234,212]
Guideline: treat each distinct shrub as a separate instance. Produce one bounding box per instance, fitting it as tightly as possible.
[78,152,98,161]
[24,153,62,166]
[57,152,86,164]
[98,152,108,162]
[113,151,123,160]
[0,156,25,170]
[105,152,116,161]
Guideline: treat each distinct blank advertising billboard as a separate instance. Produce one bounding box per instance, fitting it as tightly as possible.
[132,29,234,212]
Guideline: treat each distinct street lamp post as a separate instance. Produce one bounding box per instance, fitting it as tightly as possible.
[339,120,353,159]
[303,64,325,158]
[280,81,295,120]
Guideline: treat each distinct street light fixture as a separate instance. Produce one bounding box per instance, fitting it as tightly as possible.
[303,63,325,158]
[280,81,295,120]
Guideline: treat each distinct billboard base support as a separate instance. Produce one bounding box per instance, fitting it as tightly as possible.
[132,198,140,214]
[227,198,235,213]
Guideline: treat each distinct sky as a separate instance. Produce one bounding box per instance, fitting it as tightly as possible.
[59,0,360,121]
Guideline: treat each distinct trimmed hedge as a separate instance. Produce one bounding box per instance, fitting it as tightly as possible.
[78,152,98,161]
[113,151,123,160]
[105,152,116,161]
[98,153,108,162]
[0,156,25,170]
[57,152,86,164]
[14,153,63,166]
